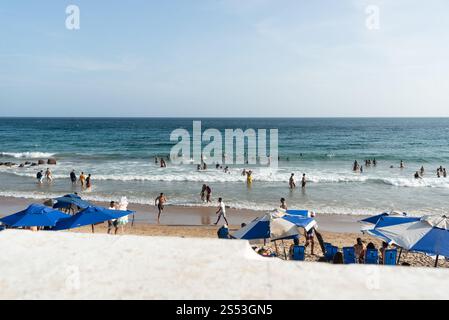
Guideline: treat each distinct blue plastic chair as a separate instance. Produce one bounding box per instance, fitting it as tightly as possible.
[292,245,305,261]
[384,249,397,265]
[217,226,230,239]
[325,244,338,261]
[365,249,379,264]
[343,247,356,264]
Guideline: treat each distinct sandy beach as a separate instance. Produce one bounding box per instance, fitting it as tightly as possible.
[1,196,447,268]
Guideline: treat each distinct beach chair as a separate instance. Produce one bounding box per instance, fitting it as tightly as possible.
[324,244,338,262]
[384,249,397,265]
[292,245,305,261]
[365,249,379,264]
[343,247,356,264]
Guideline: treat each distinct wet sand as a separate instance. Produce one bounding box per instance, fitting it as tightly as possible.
[0,196,365,233]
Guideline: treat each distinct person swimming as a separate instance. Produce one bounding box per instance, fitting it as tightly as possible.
[301,173,306,188]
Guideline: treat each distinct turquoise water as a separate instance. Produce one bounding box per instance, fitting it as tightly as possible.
[1,117,449,215]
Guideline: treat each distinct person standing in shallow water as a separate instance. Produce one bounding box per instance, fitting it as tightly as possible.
[280,198,287,210]
[301,173,307,188]
[79,172,86,187]
[289,173,296,189]
[70,170,77,185]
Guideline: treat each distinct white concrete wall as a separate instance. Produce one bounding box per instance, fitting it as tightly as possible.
[0,230,448,299]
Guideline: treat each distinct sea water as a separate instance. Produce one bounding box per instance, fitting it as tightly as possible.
[1,117,449,216]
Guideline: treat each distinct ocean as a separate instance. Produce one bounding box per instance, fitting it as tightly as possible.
[1,117,449,216]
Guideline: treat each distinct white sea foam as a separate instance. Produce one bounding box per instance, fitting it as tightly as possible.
[0,152,55,159]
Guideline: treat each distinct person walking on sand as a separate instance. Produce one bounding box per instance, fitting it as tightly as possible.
[107,201,117,234]
[289,173,296,189]
[280,198,288,210]
[70,170,77,185]
[45,168,53,182]
[79,172,86,187]
[214,197,229,225]
[155,193,167,223]
[301,173,307,188]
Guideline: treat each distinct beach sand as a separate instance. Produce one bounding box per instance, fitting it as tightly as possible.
[1,196,448,268]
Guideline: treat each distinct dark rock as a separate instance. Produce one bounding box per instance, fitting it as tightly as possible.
[31,162,38,166]
[24,161,31,165]
[19,163,24,168]
[47,158,57,165]
[38,159,45,165]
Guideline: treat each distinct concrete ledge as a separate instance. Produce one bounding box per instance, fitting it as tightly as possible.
[0,230,448,299]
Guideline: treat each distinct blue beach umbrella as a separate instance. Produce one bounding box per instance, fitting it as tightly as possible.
[53,194,92,210]
[53,206,134,230]
[375,215,449,263]
[360,211,410,243]
[0,204,71,227]
[286,209,310,217]
[232,210,317,240]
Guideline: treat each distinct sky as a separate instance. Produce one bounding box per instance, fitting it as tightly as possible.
[1,0,449,117]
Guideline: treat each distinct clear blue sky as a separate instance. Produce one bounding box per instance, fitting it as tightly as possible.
[1,0,449,117]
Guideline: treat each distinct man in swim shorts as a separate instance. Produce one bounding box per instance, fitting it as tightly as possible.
[155,193,167,223]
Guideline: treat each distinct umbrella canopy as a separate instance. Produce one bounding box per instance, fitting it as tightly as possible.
[0,204,71,227]
[53,195,91,210]
[53,206,134,230]
[360,211,407,225]
[375,215,449,258]
[285,209,310,217]
[360,211,410,243]
[232,210,317,240]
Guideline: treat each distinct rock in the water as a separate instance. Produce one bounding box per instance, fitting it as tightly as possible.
[24,161,31,165]
[38,159,45,165]
[19,163,24,168]
[31,162,38,166]
[47,158,57,165]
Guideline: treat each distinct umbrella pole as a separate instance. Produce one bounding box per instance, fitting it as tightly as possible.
[397,248,403,265]
[274,241,279,257]
[435,255,439,268]
[281,240,288,260]
[132,213,135,227]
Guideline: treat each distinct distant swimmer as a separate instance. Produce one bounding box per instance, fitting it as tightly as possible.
[360,166,363,173]
[289,173,296,189]
[437,169,441,178]
[160,158,166,168]
[155,157,158,164]
[79,172,86,187]
[444,168,447,178]
[70,170,77,185]
[280,198,288,210]
[373,158,377,166]
[301,173,307,188]
[36,170,43,184]
[353,160,359,172]
[400,160,404,169]
[414,171,421,179]
[45,168,53,182]
[155,193,167,223]
[420,166,425,176]
[214,197,229,225]
[241,169,247,176]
